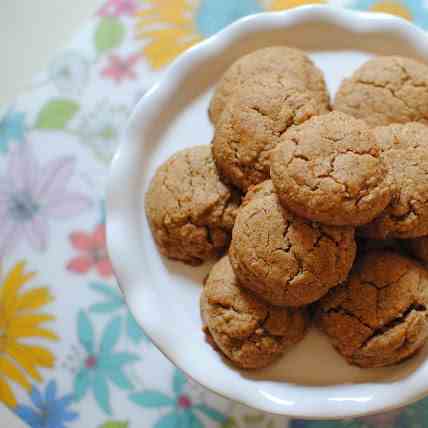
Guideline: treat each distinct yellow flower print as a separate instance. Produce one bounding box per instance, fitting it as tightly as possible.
[136,0,202,69]
[0,262,58,408]
[270,0,324,11]
[135,0,264,69]
[369,0,412,21]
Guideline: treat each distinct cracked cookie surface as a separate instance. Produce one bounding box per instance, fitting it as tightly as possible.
[212,73,323,192]
[145,146,240,265]
[229,180,356,306]
[201,255,307,369]
[270,112,392,226]
[316,250,428,368]
[334,56,428,127]
[360,123,428,239]
[208,46,330,124]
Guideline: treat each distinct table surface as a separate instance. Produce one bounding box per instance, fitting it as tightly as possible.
[0,0,103,106]
[3,1,428,428]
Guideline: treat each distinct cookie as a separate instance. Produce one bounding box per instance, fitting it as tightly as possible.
[201,256,307,369]
[212,73,323,191]
[229,181,356,306]
[316,250,428,368]
[361,123,428,239]
[145,146,240,265]
[335,56,428,127]
[209,46,330,124]
[270,112,392,226]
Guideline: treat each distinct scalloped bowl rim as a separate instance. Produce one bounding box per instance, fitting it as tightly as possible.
[107,5,428,419]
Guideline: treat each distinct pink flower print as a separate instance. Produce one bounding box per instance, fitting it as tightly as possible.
[67,224,113,278]
[98,0,139,17]
[0,143,91,257]
[101,54,140,84]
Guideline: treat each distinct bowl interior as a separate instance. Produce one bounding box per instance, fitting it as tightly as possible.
[109,8,428,418]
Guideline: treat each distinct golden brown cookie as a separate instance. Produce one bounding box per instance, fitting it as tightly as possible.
[209,46,330,124]
[316,250,428,368]
[145,146,240,265]
[212,73,323,192]
[229,181,356,307]
[360,123,428,239]
[270,112,392,226]
[335,56,428,127]
[201,256,307,369]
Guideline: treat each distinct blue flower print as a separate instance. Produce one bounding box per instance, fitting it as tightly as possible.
[89,282,149,344]
[73,311,139,414]
[15,380,78,428]
[0,110,26,153]
[129,369,227,427]
[351,0,428,31]
[195,0,263,38]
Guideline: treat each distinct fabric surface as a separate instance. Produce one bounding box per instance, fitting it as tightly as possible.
[2,1,428,427]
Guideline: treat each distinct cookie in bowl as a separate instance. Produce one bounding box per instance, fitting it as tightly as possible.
[361,123,428,239]
[271,111,392,226]
[201,255,307,369]
[213,73,323,192]
[229,180,356,307]
[209,46,329,124]
[335,56,428,127]
[316,250,428,368]
[145,145,240,265]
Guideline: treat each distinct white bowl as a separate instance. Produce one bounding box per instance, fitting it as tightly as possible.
[107,5,428,419]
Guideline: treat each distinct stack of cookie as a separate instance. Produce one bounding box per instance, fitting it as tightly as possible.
[145,47,428,370]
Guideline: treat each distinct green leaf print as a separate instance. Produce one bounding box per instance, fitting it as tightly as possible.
[98,422,128,428]
[243,414,265,423]
[95,17,125,54]
[222,417,237,428]
[35,98,79,129]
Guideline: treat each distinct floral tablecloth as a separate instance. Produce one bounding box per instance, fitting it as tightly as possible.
[3,1,428,427]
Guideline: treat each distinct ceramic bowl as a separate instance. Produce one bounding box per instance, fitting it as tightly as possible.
[107,5,428,419]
